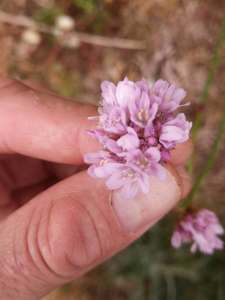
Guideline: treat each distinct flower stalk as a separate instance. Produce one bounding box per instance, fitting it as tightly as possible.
[181,92,225,211]
[188,17,225,174]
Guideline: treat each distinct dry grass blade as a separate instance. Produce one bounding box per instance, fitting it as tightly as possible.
[0,11,146,50]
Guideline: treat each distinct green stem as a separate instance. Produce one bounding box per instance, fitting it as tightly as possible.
[188,17,225,174]
[181,93,225,211]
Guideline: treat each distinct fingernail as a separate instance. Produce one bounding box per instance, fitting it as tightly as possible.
[111,166,182,232]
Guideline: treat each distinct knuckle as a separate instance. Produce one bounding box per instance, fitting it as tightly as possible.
[0,77,16,91]
[0,78,35,153]
[0,78,25,99]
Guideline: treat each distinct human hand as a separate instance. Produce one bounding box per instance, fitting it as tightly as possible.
[0,78,193,300]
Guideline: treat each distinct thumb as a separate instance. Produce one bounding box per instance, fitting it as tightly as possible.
[0,165,182,300]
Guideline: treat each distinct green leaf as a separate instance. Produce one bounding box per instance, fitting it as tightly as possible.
[73,0,100,14]
[33,6,63,24]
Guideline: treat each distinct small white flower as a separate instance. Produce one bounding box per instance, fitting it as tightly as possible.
[56,15,75,31]
[22,29,41,45]
[61,35,80,48]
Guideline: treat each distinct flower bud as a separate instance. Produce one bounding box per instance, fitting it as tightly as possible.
[147,136,157,146]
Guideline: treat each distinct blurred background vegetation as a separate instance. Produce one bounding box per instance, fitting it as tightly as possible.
[0,0,225,299]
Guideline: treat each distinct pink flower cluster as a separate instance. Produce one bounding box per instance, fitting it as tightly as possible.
[84,78,192,200]
[171,209,224,254]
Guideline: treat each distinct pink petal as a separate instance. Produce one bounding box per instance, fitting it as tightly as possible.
[101,81,117,105]
[135,78,150,94]
[165,83,177,98]
[106,139,123,155]
[171,230,182,248]
[210,223,224,235]
[160,127,184,141]
[117,127,139,151]
[190,243,198,253]
[87,165,98,178]
[95,163,126,178]
[145,102,158,128]
[116,78,139,110]
[172,88,187,103]
[106,172,125,190]
[138,175,150,194]
[145,147,161,162]
[213,236,224,250]
[149,163,166,181]
[84,152,101,164]
[121,180,139,200]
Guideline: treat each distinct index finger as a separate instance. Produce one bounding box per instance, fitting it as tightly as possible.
[0,77,99,164]
[169,139,194,166]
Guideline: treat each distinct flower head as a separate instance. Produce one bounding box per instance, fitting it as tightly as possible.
[84,77,191,200]
[171,209,224,254]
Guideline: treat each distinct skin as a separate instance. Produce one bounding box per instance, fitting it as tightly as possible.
[0,77,193,300]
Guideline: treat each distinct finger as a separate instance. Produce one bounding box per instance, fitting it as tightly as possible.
[0,159,82,215]
[1,163,190,219]
[0,78,193,166]
[12,179,54,207]
[169,139,194,166]
[0,152,83,192]
[0,77,99,164]
[22,80,58,95]
[0,155,49,190]
[173,164,191,198]
[22,80,77,102]
[0,165,182,300]
[45,162,83,181]
[0,178,56,220]
[0,181,17,220]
